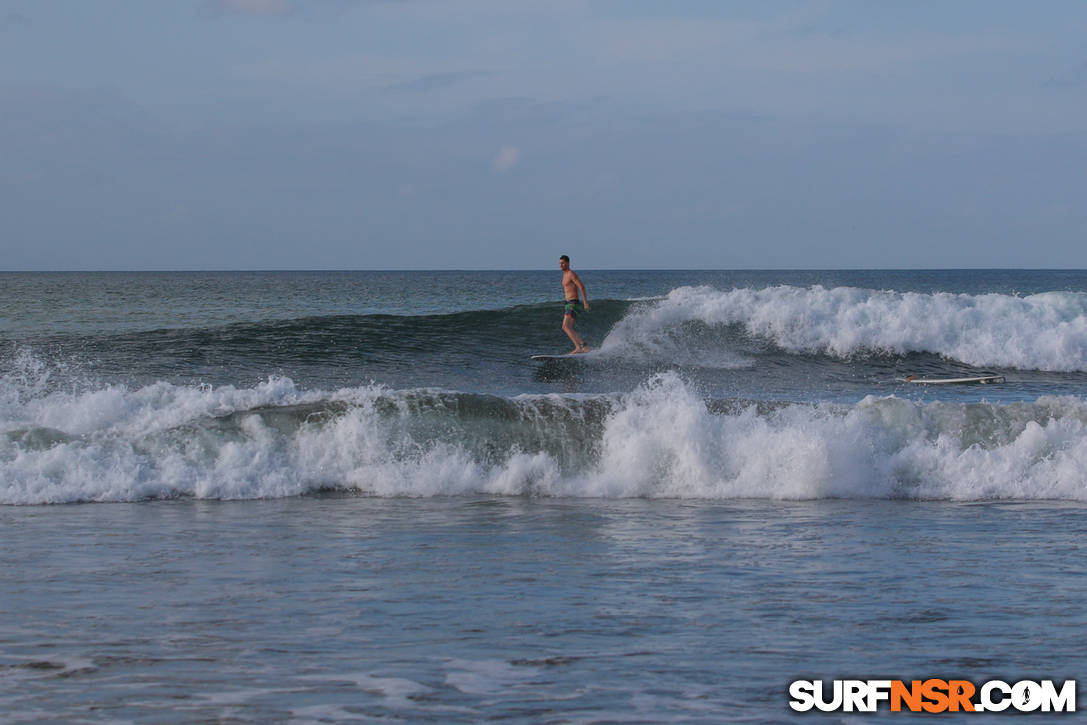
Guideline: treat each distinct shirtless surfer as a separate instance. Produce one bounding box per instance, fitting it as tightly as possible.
[559,255,590,353]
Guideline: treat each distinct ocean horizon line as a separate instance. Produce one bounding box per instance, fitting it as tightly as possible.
[3,266,1086,274]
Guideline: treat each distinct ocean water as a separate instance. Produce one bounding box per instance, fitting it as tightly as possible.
[2,270,1087,721]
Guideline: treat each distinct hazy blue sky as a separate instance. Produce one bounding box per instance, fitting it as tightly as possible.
[2,0,1086,269]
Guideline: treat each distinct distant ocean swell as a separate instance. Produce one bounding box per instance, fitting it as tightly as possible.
[4,364,1087,504]
[46,301,630,365]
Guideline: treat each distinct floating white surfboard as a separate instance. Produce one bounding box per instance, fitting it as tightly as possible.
[904,375,1006,385]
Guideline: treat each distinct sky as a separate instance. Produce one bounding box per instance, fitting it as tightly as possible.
[2,0,1086,270]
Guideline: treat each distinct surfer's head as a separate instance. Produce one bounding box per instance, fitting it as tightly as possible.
[559,255,570,269]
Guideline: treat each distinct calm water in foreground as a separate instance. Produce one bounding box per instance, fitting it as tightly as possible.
[3,497,1085,722]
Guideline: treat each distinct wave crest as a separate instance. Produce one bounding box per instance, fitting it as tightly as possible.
[600,285,1087,371]
[4,367,1087,504]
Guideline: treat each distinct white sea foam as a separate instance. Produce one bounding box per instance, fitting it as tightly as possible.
[444,658,534,696]
[300,673,432,709]
[601,285,1087,371]
[3,358,1087,503]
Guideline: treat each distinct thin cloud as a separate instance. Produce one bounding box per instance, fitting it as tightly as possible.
[1,12,31,31]
[493,146,520,173]
[203,0,405,19]
[385,70,487,94]
[1044,60,1087,89]
[205,0,292,16]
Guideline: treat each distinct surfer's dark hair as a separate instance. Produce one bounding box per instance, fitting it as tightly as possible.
[559,255,570,263]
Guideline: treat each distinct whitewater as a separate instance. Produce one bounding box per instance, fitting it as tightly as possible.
[5,272,1087,505]
[599,284,1087,371]
[5,361,1087,504]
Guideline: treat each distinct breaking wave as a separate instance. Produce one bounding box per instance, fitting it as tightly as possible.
[4,353,1087,504]
[600,285,1087,371]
